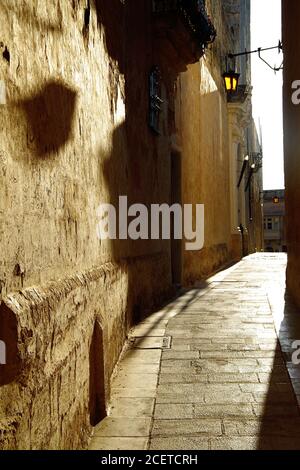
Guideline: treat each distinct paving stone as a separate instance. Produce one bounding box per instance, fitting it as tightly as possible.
[112,387,157,398]
[171,338,212,346]
[110,398,155,418]
[152,419,222,437]
[131,336,165,349]
[194,404,255,418]
[204,391,254,404]
[239,383,291,393]
[223,418,300,437]
[162,350,199,360]
[192,359,275,374]
[150,437,210,450]
[160,361,193,371]
[121,349,162,364]
[94,417,152,437]
[199,350,278,359]
[210,436,260,450]
[157,383,241,395]
[154,404,193,419]
[90,437,148,450]
[117,363,160,374]
[159,373,209,384]
[112,373,158,389]
[207,373,260,383]
[156,394,206,404]
[170,344,191,351]
[130,326,166,337]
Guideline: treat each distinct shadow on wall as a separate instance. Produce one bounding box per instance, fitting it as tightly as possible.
[21,81,77,158]
[94,0,126,72]
[101,122,129,262]
[96,0,170,324]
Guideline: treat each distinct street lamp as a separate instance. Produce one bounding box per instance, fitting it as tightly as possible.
[223,41,283,94]
[223,71,240,94]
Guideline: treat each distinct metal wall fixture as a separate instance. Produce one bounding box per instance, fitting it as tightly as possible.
[245,163,256,192]
[224,41,283,94]
[237,155,249,189]
[237,152,263,191]
[152,0,217,55]
[149,66,163,134]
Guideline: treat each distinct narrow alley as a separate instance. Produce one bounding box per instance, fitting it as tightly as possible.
[90,254,300,451]
[2,0,300,456]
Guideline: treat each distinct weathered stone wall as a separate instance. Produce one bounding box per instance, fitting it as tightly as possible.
[0,0,172,449]
[0,254,169,449]
[282,0,300,306]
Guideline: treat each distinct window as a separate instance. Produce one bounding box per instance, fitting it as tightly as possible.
[267,218,273,230]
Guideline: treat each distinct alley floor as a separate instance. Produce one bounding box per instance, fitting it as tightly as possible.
[89,254,300,450]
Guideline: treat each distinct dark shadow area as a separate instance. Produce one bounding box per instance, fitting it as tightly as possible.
[0,303,21,386]
[94,0,126,73]
[133,282,209,349]
[89,320,106,427]
[97,0,174,329]
[258,291,300,449]
[21,81,77,158]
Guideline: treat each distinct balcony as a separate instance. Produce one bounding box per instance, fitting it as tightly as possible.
[152,0,216,67]
[227,84,252,104]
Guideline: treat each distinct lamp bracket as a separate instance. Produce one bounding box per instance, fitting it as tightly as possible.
[228,41,283,72]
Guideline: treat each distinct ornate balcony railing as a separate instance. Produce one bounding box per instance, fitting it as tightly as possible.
[227,84,252,104]
[251,152,263,172]
[152,0,216,54]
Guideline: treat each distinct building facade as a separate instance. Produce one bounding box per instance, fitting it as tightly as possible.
[0,0,262,449]
[177,0,263,285]
[263,190,286,253]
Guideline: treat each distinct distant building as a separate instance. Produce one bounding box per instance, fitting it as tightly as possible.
[263,190,286,252]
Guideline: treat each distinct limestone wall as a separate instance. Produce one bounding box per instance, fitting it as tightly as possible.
[0,0,172,449]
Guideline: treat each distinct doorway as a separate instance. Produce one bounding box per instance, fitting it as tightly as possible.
[89,320,106,427]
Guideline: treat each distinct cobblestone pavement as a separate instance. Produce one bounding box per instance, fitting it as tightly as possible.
[90,254,300,450]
